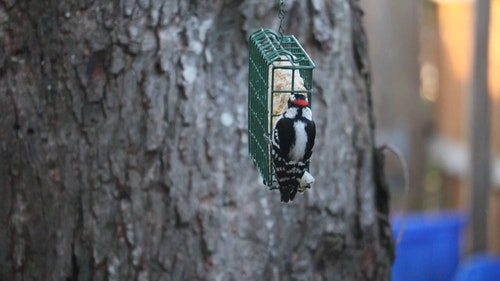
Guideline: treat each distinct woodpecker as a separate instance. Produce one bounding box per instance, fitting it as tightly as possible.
[272,93,316,202]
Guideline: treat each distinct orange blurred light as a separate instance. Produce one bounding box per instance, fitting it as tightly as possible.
[436,0,500,100]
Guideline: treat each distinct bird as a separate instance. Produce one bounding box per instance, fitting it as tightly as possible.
[271,93,316,202]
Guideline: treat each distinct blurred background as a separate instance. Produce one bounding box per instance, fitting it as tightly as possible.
[360,0,500,280]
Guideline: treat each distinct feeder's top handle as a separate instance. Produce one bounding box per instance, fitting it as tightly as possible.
[258,29,305,65]
[278,0,286,43]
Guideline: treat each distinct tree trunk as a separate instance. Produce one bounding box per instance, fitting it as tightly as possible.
[0,0,394,280]
[468,0,491,253]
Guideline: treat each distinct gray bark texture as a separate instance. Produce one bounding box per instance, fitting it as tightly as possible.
[0,0,394,280]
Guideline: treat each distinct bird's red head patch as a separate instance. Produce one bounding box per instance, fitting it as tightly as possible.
[291,94,309,107]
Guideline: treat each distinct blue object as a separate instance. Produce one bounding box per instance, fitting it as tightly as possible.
[391,211,466,281]
[454,254,500,281]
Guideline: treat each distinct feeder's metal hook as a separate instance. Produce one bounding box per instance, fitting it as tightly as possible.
[278,0,286,43]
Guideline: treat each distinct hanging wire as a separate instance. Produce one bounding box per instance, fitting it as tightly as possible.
[278,0,286,43]
[379,143,410,245]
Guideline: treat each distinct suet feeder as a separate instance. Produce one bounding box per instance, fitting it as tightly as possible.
[248,28,315,189]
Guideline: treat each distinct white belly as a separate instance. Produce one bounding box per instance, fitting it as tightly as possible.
[290,121,307,161]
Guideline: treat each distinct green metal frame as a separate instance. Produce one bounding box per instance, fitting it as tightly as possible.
[248,28,315,189]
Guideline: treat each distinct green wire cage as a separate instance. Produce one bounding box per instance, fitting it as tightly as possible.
[248,28,315,189]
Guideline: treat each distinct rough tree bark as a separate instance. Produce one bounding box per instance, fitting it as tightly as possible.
[0,0,394,280]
